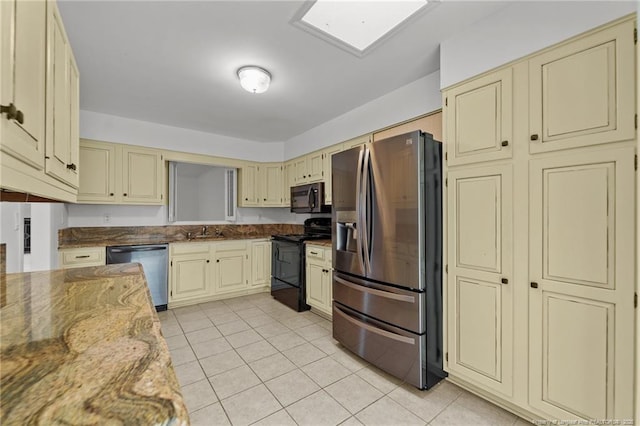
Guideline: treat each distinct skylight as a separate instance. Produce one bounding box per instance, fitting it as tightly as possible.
[295,0,429,56]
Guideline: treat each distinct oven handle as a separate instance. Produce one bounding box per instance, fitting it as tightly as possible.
[334,276,415,303]
[334,305,415,345]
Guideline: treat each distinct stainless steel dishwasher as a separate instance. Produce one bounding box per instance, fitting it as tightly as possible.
[106,244,168,311]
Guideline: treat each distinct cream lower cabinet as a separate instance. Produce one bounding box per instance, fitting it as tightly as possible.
[58,247,105,269]
[528,147,635,420]
[169,239,270,307]
[78,139,164,204]
[305,244,332,317]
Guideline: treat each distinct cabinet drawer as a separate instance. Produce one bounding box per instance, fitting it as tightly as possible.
[306,245,325,261]
[59,247,105,268]
[170,243,210,256]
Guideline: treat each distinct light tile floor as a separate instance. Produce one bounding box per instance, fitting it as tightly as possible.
[159,293,527,426]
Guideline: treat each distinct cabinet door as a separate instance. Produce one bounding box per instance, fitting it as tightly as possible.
[171,255,211,302]
[260,164,283,206]
[282,161,295,205]
[214,244,248,294]
[322,144,342,204]
[0,0,46,169]
[446,164,513,396]
[77,141,116,203]
[250,241,271,288]
[67,52,80,189]
[528,148,634,420]
[343,134,370,150]
[306,261,326,308]
[529,20,635,154]
[444,68,513,166]
[121,146,163,204]
[44,3,71,185]
[239,163,259,206]
[306,151,324,183]
[294,157,308,184]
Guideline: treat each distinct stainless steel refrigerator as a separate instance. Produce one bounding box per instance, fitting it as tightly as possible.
[332,130,445,390]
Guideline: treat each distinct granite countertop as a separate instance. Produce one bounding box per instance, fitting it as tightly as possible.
[58,223,304,249]
[0,263,188,425]
[305,239,332,248]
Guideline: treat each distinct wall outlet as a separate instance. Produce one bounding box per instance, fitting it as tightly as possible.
[103,214,111,224]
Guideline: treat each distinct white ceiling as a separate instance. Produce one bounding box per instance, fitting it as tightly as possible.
[58,1,508,143]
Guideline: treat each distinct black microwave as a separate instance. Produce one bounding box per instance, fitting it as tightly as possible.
[290,182,331,213]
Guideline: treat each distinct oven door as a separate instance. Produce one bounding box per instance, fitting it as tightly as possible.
[271,239,301,286]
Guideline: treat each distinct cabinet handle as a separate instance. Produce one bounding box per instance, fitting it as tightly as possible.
[66,163,77,171]
[501,140,509,147]
[1,103,24,124]
[123,193,127,196]
[530,282,539,288]
[501,278,508,284]
[310,251,318,255]
[530,134,539,141]
[75,255,91,259]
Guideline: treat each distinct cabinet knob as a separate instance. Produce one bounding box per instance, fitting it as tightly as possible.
[0,103,24,124]
[66,163,77,171]
[216,259,220,263]
[501,140,509,147]
[206,260,210,263]
[530,134,539,141]
[264,198,267,201]
[501,277,508,284]
[530,282,539,288]
[123,193,127,197]
[109,193,114,196]
[245,197,248,201]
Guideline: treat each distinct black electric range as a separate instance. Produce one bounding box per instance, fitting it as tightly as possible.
[271,218,331,311]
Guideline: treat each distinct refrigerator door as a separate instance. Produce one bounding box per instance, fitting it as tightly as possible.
[365,131,424,290]
[332,145,366,277]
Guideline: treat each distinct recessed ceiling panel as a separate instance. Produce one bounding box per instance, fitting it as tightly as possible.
[294,0,433,56]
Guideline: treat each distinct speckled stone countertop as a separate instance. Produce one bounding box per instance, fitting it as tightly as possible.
[58,223,304,249]
[0,263,189,425]
[305,239,332,248]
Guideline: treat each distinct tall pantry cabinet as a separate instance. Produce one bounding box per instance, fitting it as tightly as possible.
[442,15,636,422]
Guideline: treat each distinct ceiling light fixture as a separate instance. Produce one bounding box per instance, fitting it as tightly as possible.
[237,66,271,94]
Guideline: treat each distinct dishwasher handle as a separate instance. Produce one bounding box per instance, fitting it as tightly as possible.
[108,246,167,254]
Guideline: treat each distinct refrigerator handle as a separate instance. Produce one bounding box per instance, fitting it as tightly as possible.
[355,148,366,274]
[361,147,372,274]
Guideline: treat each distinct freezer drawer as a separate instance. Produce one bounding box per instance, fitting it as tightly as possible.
[333,302,426,389]
[333,272,425,334]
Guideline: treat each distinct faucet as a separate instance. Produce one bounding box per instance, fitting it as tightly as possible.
[201,225,208,236]
[186,232,193,241]
[214,227,223,237]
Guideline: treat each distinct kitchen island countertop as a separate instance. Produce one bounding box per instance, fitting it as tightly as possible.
[0,263,188,425]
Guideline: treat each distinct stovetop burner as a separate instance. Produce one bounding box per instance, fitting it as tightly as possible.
[272,218,331,244]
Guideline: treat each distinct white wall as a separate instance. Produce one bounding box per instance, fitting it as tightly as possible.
[80,110,284,162]
[30,203,67,271]
[440,1,637,89]
[66,204,304,227]
[0,203,24,273]
[284,71,441,159]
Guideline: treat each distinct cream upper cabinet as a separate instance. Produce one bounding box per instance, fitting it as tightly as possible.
[306,151,324,183]
[528,20,635,153]
[282,161,295,205]
[343,134,371,150]
[528,147,635,420]
[238,163,259,207]
[78,140,116,202]
[213,241,249,295]
[446,164,513,397]
[78,140,164,205]
[121,146,163,203]
[444,68,513,166]
[322,144,343,205]
[170,244,212,303]
[0,0,78,202]
[293,156,308,185]
[373,112,442,143]
[0,0,46,170]
[45,1,79,189]
[259,163,283,206]
[250,240,271,288]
